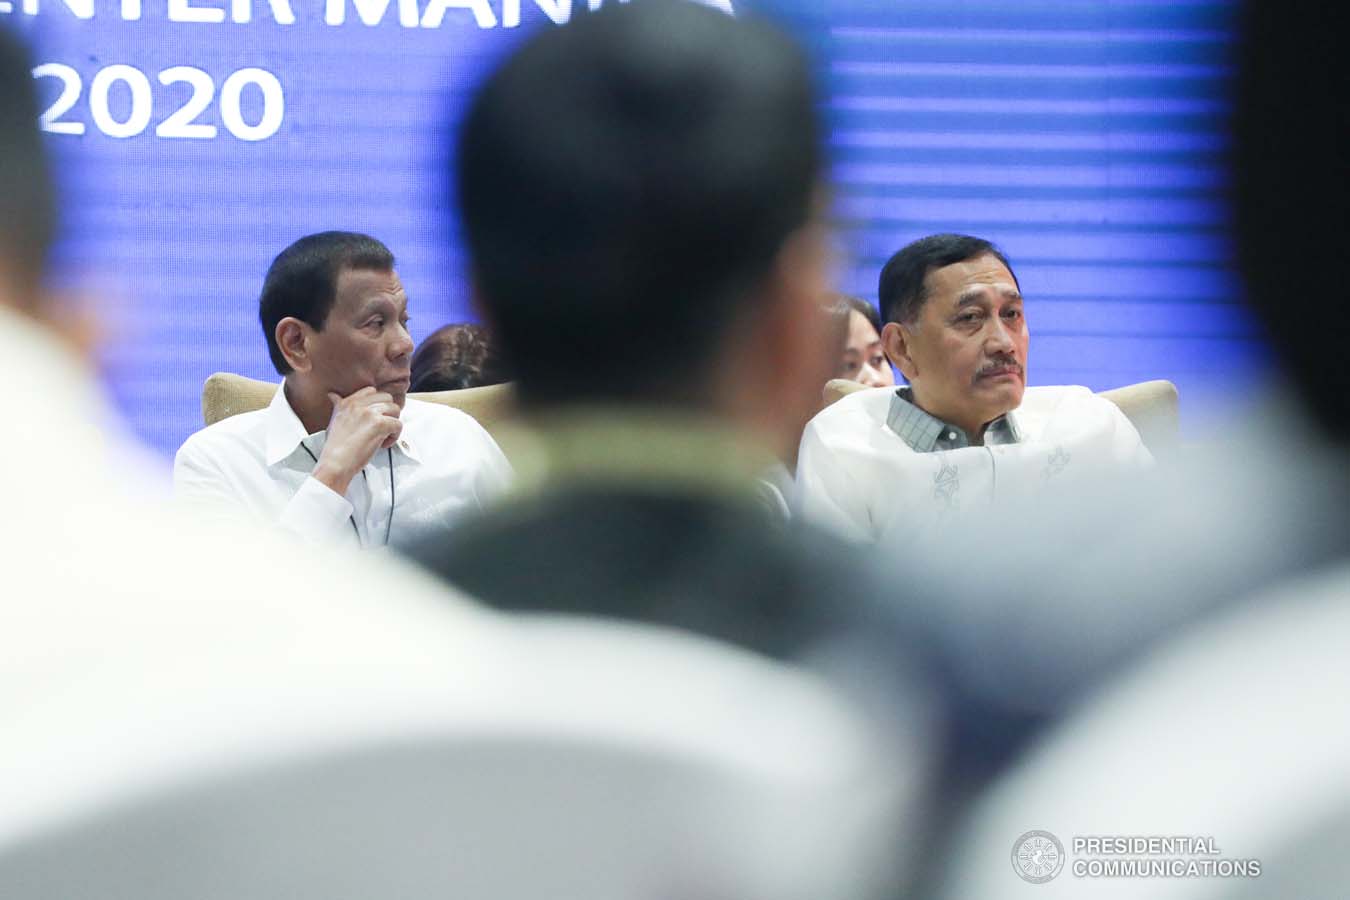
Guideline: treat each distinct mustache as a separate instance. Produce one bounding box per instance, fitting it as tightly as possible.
[974,356,1023,379]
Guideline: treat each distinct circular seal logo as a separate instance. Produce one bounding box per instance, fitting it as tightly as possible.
[1011,830,1065,884]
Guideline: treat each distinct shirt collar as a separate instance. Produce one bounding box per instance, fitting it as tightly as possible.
[499,408,778,504]
[886,386,1021,452]
[263,382,312,466]
[263,385,424,467]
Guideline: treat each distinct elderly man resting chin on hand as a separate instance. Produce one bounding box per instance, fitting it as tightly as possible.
[174,232,511,548]
[794,233,1152,544]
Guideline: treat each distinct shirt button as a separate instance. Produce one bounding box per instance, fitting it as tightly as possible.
[947,431,957,440]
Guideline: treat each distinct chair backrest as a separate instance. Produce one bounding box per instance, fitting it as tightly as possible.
[1096,379,1179,451]
[821,378,1179,452]
[201,372,514,441]
[0,617,911,900]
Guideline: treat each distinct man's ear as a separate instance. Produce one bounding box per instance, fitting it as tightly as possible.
[275,317,312,373]
[882,321,919,382]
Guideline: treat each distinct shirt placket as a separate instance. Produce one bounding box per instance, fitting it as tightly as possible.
[348,461,374,547]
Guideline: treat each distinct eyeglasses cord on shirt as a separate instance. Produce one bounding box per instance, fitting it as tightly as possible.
[298,443,395,547]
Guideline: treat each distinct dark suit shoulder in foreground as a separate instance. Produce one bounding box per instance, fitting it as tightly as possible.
[407,485,874,663]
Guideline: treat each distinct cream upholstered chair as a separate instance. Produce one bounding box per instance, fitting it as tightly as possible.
[201,373,514,441]
[1096,380,1180,451]
[821,378,1179,453]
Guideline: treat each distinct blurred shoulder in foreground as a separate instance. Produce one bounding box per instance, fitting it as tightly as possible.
[908,0,1350,892]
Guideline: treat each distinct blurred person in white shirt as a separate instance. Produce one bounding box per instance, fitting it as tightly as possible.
[0,24,495,889]
[921,3,1350,893]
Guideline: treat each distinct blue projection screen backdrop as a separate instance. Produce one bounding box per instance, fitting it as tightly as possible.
[7,0,1253,457]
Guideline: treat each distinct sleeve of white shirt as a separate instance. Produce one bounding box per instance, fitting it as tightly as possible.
[275,476,359,543]
[173,439,356,545]
[793,420,874,543]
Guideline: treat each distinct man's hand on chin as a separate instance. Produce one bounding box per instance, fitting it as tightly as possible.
[310,386,403,496]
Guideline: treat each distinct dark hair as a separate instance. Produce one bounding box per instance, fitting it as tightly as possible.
[836,293,883,335]
[258,231,394,375]
[0,27,56,295]
[877,234,1017,326]
[824,295,854,364]
[456,0,822,409]
[1233,1,1348,439]
[409,323,509,392]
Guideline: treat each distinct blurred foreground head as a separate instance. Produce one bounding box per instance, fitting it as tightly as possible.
[0,28,56,307]
[456,0,833,457]
[1233,1,1349,441]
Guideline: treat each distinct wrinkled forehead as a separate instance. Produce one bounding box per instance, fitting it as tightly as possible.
[332,266,406,313]
[924,253,1021,307]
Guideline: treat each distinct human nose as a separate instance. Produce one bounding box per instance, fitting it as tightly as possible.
[860,363,887,387]
[390,322,414,360]
[986,317,1016,354]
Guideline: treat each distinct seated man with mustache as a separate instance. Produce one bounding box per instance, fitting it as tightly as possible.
[174,231,511,547]
[795,233,1151,544]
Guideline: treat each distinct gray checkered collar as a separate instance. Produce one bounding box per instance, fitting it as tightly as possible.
[885,386,1021,452]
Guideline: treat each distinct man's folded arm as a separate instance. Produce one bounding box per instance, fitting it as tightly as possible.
[274,475,359,543]
[979,397,1155,505]
[172,440,355,544]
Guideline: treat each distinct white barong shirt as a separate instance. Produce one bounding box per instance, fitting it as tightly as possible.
[795,385,1152,543]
